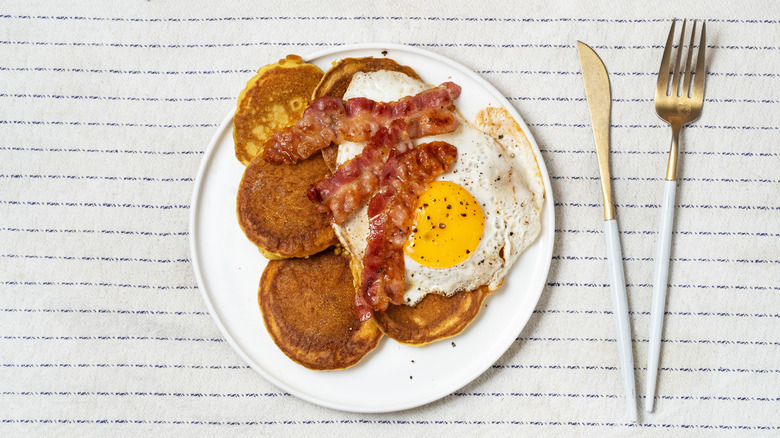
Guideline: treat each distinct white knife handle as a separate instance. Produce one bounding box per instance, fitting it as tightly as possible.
[645,179,677,413]
[604,219,638,423]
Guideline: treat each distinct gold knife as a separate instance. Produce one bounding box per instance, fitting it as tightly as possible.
[577,41,638,423]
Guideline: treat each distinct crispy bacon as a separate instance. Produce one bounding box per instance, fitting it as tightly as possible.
[355,141,458,321]
[307,120,417,224]
[263,82,462,164]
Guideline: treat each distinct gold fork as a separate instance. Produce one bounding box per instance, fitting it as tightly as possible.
[646,18,707,413]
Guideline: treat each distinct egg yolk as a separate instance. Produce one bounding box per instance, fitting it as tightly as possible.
[403,181,485,268]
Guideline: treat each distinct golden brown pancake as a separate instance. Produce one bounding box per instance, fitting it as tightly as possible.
[234,55,324,165]
[312,56,420,99]
[313,57,421,171]
[237,152,337,259]
[373,287,491,346]
[259,249,383,370]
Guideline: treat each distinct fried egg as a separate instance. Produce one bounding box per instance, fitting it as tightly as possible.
[334,70,544,305]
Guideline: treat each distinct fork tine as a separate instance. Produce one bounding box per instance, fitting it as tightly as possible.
[656,19,676,97]
[682,21,697,96]
[671,19,687,96]
[693,21,707,101]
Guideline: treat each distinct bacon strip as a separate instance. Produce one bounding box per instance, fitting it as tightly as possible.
[307,120,417,224]
[355,141,458,321]
[263,82,462,164]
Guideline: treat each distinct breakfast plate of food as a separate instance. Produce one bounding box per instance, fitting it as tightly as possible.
[189,43,554,412]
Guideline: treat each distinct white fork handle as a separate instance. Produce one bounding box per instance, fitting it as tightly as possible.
[645,179,677,413]
[604,219,638,423]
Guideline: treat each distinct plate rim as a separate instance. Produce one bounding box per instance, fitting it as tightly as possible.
[189,42,555,413]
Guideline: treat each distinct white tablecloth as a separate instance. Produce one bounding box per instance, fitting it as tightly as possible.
[2,1,778,436]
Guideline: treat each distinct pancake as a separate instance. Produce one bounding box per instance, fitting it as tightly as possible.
[373,287,491,346]
[234,55,324,165]
[312,56,421,99]
[313,57,421,171]
[237,152,337,259]
[259,249,383,370]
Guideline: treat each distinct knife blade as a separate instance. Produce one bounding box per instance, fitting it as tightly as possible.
[578,41,615,221]
[577,41,638,423]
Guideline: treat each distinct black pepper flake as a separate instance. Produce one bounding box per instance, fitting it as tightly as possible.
[446,204,452,209]
[459,201,464,205]
[413,228,418,233]
[451,342,456,347]
[423,203,429,207]
[411,360,415,363]
[410,376,413,379]
[466,249,470,254]
[460,213,467,217]
[498,135,504,139]
[426,216,430,220]
[382,50,388,56]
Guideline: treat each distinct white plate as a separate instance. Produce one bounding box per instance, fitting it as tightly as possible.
[189,43,554,413]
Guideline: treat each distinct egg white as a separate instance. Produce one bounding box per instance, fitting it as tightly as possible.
[334,71,543,305]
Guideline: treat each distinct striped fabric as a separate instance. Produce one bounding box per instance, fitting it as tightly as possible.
[1,1,778,436]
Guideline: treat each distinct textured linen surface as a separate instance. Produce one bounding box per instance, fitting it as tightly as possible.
[1,1,778,436]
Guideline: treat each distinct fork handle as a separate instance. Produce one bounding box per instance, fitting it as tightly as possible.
[645,179,677,413]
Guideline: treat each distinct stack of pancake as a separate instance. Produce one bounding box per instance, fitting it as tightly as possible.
[235,55,495,370]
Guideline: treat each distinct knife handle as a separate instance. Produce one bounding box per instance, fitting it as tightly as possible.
[645,179,677,413]
[604,219,638,423]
